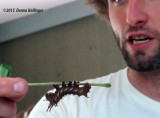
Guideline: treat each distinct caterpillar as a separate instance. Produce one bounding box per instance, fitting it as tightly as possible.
[45,81,91,112]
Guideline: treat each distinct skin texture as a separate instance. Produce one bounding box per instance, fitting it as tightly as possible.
[108,0,160,101]
[0,78,28,118]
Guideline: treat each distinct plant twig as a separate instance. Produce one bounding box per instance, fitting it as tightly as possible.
[28,82,111,88]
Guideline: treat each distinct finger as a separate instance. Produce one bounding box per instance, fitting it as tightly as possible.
[0,77,28,102]
[0,97,17,118]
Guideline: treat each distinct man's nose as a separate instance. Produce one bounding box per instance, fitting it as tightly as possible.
[126,0,148,27]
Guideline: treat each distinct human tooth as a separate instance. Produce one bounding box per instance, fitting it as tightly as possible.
[133,36,148,40]
[133,39,149,44]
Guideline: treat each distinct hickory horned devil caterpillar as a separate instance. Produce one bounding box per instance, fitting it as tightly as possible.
[45,81,91,112]
[0,64,111,112]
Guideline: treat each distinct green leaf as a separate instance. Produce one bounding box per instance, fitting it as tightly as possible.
[0,64,12,77]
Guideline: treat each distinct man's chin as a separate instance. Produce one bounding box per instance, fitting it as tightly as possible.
[128,65,152,72]
[127,61,160,72]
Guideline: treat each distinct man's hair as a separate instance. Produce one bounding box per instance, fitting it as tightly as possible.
[86,0,109,19]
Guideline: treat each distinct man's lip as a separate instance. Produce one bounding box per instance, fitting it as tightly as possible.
[125,32,155,50]
[126,33,154,42]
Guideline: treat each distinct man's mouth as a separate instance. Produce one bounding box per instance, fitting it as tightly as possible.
[129,36,152,44]
[127,34,154,50]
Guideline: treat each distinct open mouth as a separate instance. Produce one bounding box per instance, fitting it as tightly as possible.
[129,36,153,44]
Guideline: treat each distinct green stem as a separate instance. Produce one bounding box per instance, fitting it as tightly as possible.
[28,82,111,88]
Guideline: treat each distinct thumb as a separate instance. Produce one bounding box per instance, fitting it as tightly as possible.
[0,77,28,102]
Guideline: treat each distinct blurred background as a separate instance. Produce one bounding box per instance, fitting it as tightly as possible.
[0,0,126,112]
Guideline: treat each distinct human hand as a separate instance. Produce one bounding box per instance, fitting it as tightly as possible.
[0,77,28,118]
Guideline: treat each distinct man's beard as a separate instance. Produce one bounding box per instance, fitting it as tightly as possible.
[121,45,160,72]
[113,26,160,72]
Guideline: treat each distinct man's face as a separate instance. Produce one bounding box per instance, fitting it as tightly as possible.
[108,0,160,71]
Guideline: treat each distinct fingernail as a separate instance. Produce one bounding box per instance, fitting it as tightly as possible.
[14,82,25,93]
